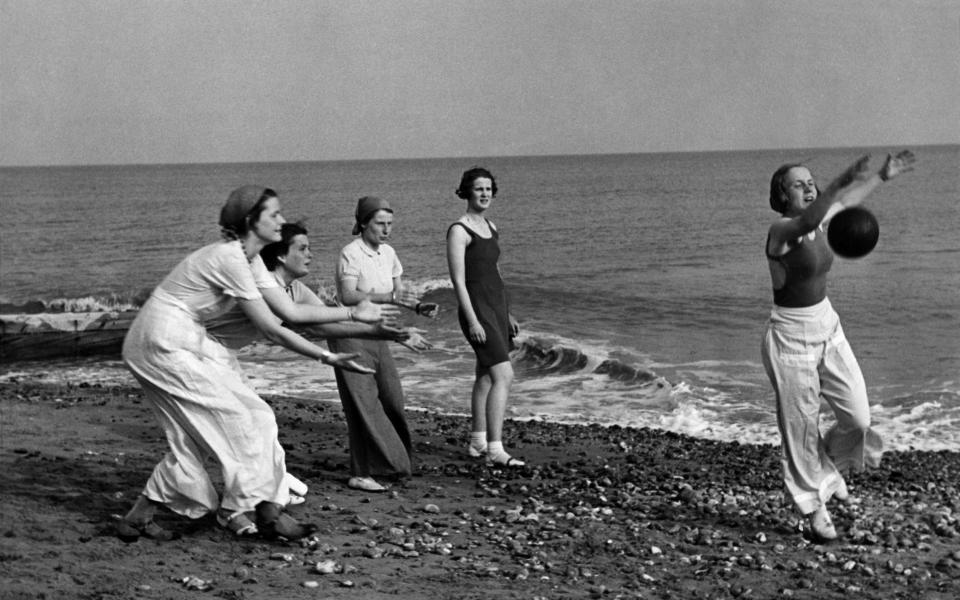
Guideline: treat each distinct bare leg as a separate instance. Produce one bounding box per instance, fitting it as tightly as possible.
[484,361,514,443]
[483,361,523,466]
[471,366,493,433]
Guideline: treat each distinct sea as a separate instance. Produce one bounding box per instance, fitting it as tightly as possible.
[1,146,958,452]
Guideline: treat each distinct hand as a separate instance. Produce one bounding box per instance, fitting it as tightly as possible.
[468,321,486,344]
[323,352,375,374]
[880,150,916,181]
[398,331,432,353]
[509,314,520,338]
[415,302,440,318]
[394,289,421,307]
[351,299,399,324]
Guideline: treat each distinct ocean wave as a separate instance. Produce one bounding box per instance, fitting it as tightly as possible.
[513,336,663,385]
[0,292,148,314]
[0,278,456,316]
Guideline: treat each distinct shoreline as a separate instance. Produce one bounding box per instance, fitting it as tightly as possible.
[5,360,958,455]
[1,380,959,599]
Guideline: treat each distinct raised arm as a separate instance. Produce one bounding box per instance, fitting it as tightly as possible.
[769,150,915,252]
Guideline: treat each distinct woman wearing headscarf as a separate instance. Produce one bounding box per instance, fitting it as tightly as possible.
[117,186,385,542]
[329,196,433,492]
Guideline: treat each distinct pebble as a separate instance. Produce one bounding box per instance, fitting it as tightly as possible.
[423,503,440,514]
[302,580,319,588]
[315,560,338,574]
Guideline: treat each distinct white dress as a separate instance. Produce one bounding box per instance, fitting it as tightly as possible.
[122,240,289,518]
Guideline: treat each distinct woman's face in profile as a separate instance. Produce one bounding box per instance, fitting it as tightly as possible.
[280,234,311,279]
[252,197,286,243]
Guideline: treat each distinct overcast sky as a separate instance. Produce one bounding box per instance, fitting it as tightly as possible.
[2,0,957,166]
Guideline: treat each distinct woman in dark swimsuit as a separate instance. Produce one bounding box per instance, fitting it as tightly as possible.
[446,167,523,467]
[762,150,914,542]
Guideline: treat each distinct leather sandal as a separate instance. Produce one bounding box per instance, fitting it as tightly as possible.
[255,502,317,541]
[115,519,180,543]
[217,509,258,537]
[487,454,525,467]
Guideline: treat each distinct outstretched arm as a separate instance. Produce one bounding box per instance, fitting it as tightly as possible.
[238,297,374,373]
[260,285,388,324]
[820,150,916,221]
[768,150,915,253]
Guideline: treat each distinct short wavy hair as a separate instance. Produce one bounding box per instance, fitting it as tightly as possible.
[456,166,498,199]
[260,222,308,271]
[768,163,821,214]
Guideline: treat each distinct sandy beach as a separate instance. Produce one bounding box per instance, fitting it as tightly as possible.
[1,379,958,600]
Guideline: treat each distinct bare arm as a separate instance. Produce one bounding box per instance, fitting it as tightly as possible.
[304,320,409,341]
[768,150,915,254]
[237,297,373,373]
[338,276,394,306]
[339,275,423,312]
[447,223,486,343]
[260,285,385,324]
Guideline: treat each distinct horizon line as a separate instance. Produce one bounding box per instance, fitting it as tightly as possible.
[1,142,955,170]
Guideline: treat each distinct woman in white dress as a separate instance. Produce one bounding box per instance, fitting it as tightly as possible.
[116,186,384,542]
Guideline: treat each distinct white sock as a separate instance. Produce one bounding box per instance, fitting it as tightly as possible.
[487,441,524,466]
[470,432,487,449]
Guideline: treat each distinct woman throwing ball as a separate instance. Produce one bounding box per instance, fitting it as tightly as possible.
[762,150,915,542]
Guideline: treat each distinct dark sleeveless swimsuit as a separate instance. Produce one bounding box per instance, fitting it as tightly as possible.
[766,229,834,308]
[449,220,512,367]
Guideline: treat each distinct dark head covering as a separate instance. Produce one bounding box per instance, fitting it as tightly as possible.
[220,185,270,233]
[352,196,392,235]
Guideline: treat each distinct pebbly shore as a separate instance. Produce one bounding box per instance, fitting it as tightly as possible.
[1,379,958,600]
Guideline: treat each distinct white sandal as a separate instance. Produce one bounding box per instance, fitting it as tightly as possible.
[217,509,258,537]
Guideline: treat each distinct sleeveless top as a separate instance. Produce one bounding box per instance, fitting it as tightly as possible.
[766,229,834,308]
[448,220,511,367]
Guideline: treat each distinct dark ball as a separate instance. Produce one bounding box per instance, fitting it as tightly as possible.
[828,206,880,258]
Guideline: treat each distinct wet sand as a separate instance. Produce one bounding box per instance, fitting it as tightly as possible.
[1,380,958,600]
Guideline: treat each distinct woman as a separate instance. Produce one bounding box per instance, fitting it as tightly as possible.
[330,196,433,492]
[206,221,409,351]
[259,221,428,352]
[446,167,523,467]
[203,221,419,506]
[117,185,384,542]
[762,151,915,541]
